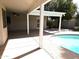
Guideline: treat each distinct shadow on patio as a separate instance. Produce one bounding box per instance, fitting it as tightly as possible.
[8,29,59,39]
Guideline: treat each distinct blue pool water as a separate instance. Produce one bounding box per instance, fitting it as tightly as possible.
[56,34,79,54]
[57,35,79,39]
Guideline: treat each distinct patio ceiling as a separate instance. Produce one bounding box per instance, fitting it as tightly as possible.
[0,0,48,13]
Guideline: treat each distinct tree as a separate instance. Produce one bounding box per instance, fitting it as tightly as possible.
[45,0,77,20]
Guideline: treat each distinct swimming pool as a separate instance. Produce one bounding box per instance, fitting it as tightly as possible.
[55,34,79,54]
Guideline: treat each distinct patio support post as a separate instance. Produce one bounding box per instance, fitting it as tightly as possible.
[27,14,29,35]
[58,16,62,31]
[39,4,44,48]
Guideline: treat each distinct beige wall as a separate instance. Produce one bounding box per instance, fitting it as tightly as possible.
[0,7,8,46]
[0,8,4,45]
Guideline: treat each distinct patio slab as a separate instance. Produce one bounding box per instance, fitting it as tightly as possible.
[1,38,40,59]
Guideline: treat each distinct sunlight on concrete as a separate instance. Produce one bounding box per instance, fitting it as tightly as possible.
[44,30,58,33]
[1,38,39,59]
[21,49,52,59]
[43,36,63,59]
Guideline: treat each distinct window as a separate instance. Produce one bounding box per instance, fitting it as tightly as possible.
[2,9,7,28]
[7,15,11,25]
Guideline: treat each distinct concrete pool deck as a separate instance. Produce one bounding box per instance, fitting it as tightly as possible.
[0,30,79,59]
[42,34,79,59]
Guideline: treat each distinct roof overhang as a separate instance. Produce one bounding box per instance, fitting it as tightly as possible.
[28,0,51,13]
[0,0,50,13]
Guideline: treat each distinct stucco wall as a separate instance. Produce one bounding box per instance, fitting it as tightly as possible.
[0,6,8,46]
[0,8,4,45]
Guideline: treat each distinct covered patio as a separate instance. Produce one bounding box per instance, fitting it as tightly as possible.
[7,0,65,47]
[1,0,79,59]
